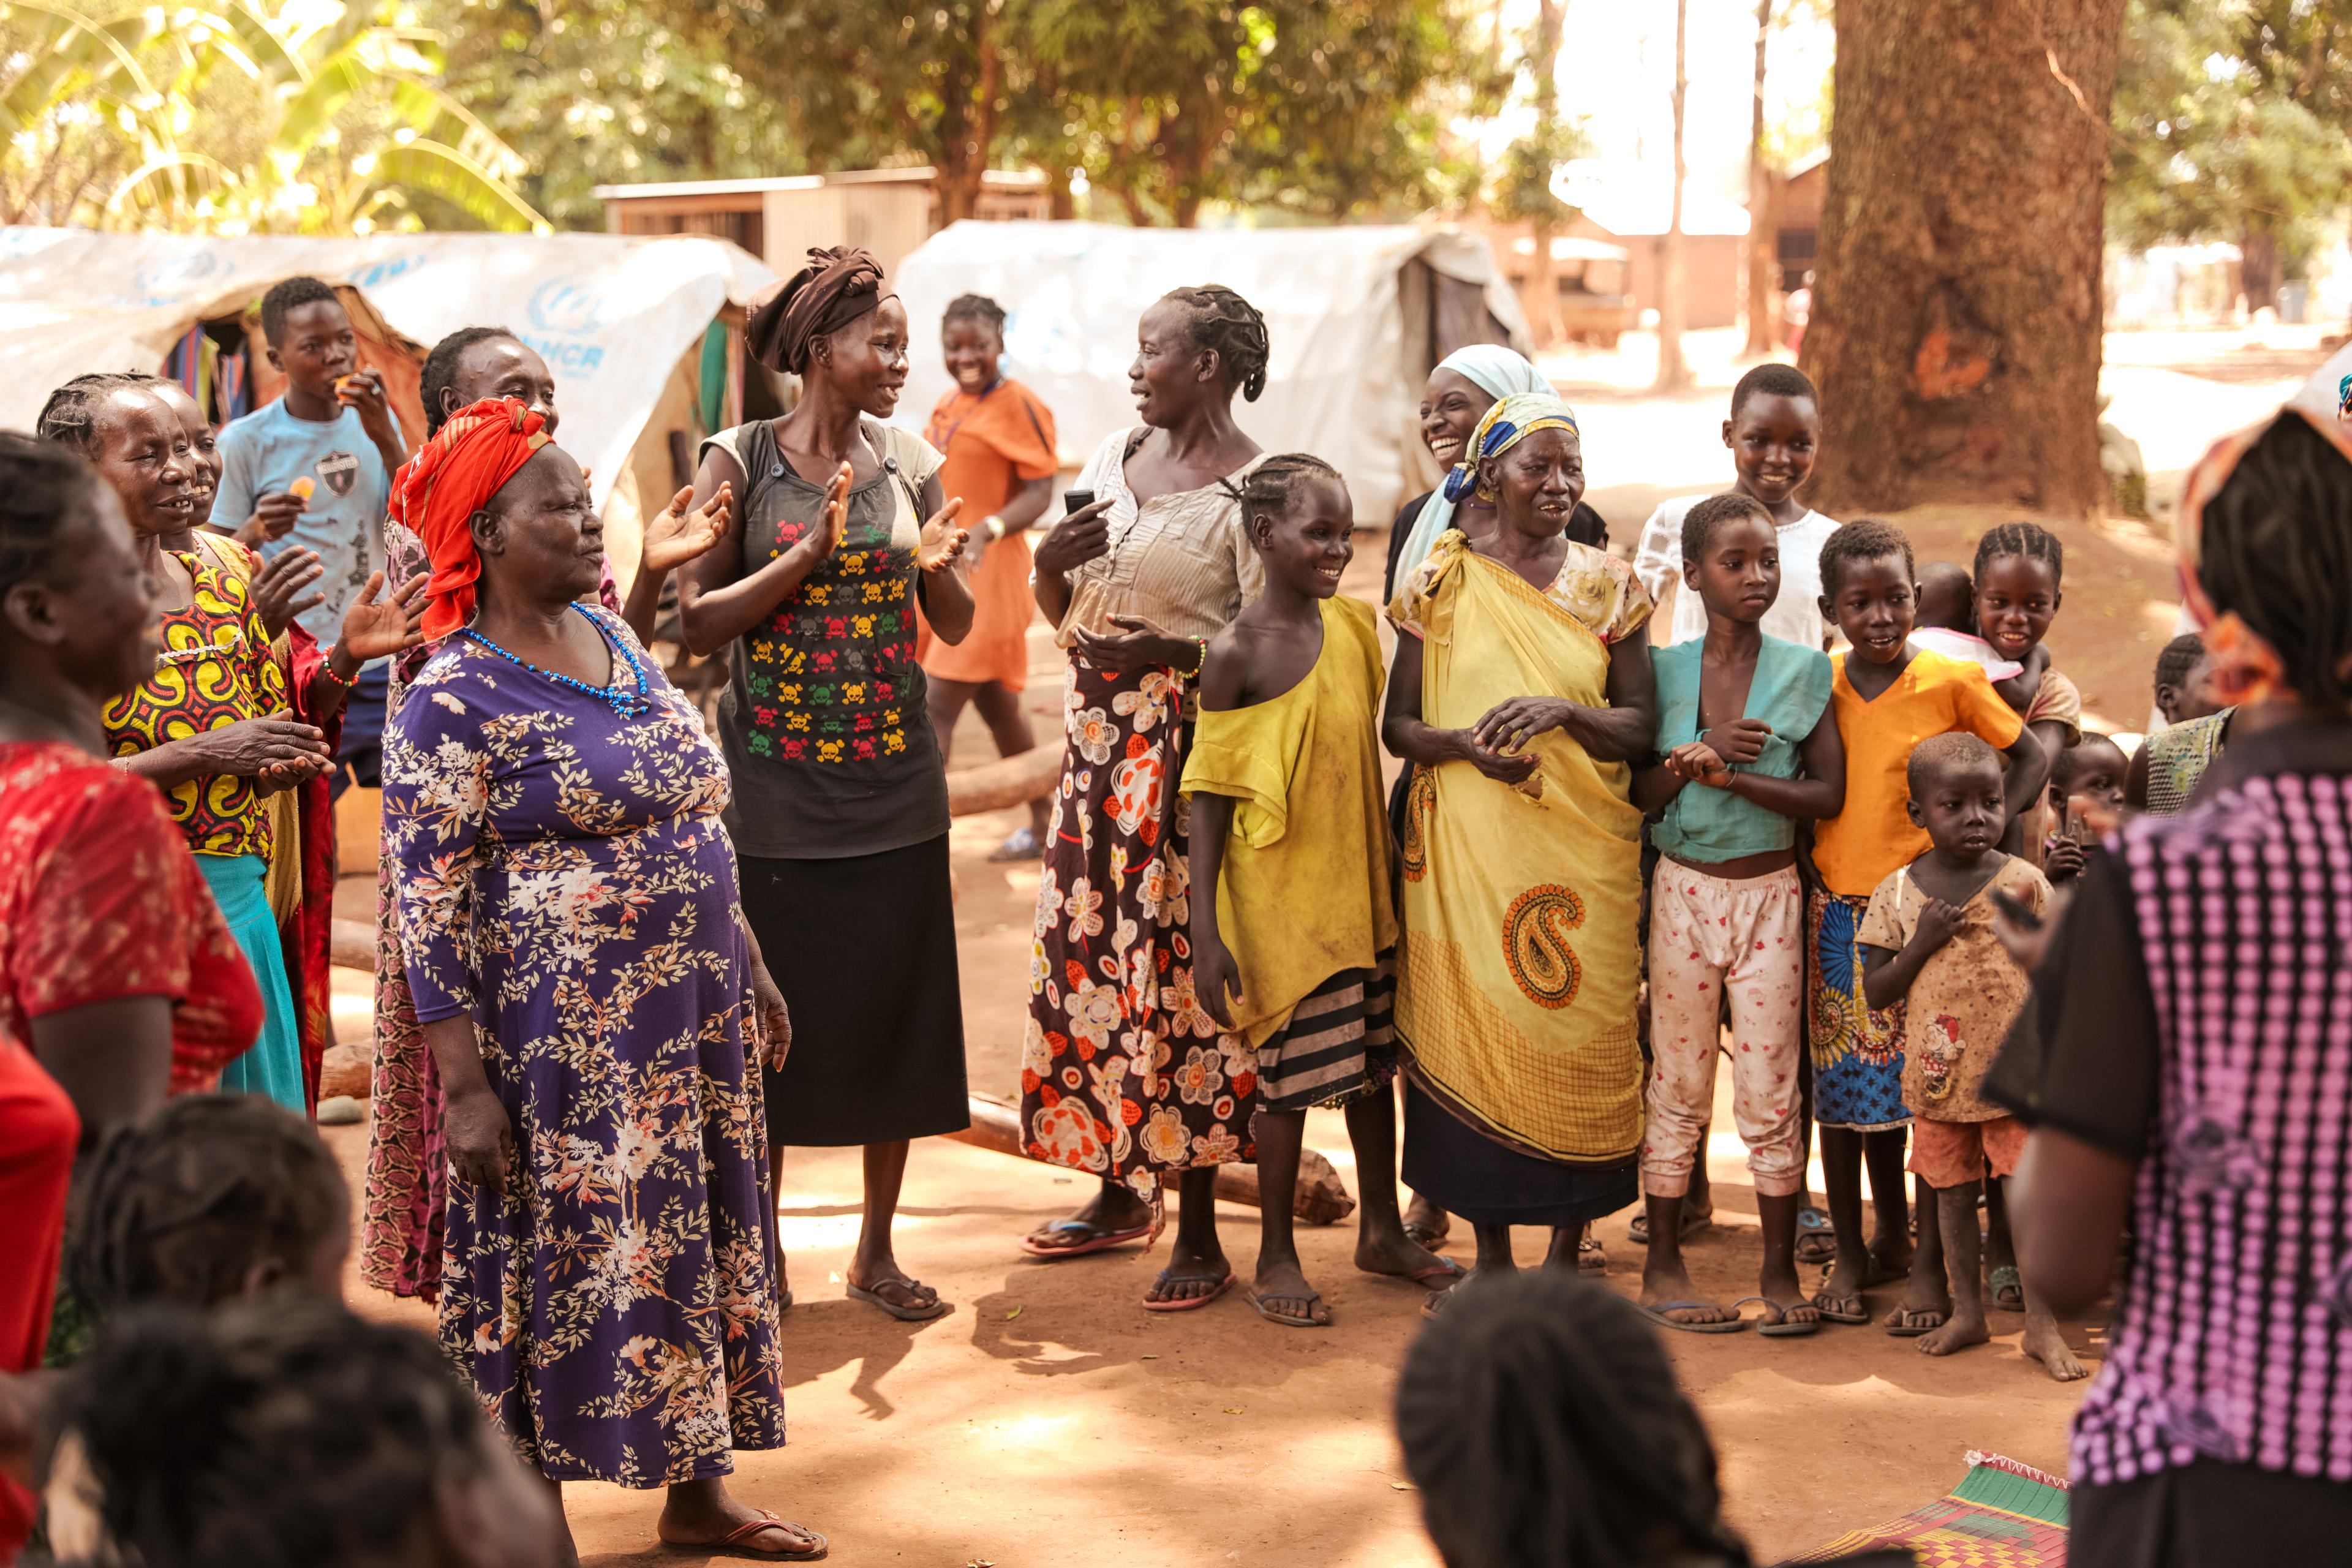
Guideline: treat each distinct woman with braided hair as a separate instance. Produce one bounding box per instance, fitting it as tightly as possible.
[1994,404,2352,1566]
[53,1297,564,1568]
[918,292,1061,860]
[1014,284,1274,1304]
[1396,1270,1907,1567]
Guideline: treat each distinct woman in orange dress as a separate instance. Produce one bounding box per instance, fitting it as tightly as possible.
[919,294,1060,859]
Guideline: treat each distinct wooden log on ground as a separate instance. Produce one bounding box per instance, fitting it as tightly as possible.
[331,918,374,973]
[948,1095,1355,1224]
[945,743,1061,816]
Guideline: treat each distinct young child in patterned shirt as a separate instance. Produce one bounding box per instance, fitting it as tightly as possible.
[1860,733,2081,1380]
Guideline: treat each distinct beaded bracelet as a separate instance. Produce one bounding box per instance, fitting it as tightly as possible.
[1187,635,1208,674]
[318,646,354,690]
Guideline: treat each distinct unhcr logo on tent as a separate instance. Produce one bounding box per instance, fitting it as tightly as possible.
[521,281,610,378]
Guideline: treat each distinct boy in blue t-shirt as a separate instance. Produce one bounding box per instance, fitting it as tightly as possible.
[211,276,407,786]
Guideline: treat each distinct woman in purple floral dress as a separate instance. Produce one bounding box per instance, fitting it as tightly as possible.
[383,399,814,1560]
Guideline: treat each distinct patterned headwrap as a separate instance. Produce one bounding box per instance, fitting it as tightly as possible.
[388,396,553,641]
[1449,391,1581,504]
[2171,401,2352,706]
[1395,348,1558,579]
[746,246,891,374]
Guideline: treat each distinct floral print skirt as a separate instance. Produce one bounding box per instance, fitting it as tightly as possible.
[1019,657,1256,1200]
[1807,889,1910,1132]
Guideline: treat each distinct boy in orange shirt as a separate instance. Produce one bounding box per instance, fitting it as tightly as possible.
[1804,521,2045,1325]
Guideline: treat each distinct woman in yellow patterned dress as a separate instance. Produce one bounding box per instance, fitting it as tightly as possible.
[37,378,416,1112]
[1382,393,1657,1287]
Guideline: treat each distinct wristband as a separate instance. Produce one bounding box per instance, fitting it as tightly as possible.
[984,514,1007,543]
[319,646,355,688]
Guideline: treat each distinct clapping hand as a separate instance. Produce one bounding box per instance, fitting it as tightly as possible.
[251,546,326,640]
[334,571,429,668]
[915,496,969,573]
[644,483,731,575]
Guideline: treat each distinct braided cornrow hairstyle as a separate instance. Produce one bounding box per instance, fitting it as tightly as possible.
[37,371,152,455]
[69,1093,349,1320]
[61,1298,492,1568]
[2195,410,2352,712]
[420,326,519,436]
[1163,284,1271,402]
[943,293,1008,339]
[1238,451,1343,543]
[1973,521,2064,588]
[0,432,109,606]
[1679,491,1770,563]
[1396,1272,1752,1568]
[1817,518,1915,598]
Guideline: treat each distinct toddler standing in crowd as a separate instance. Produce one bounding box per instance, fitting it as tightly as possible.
[1857,734,2081,1379]
[1185,454,1456,1327]
[1631,494,1843,1335]
[1804,521,2043,1326]
[1633,365,1838,651]
[2130,631,2233,813]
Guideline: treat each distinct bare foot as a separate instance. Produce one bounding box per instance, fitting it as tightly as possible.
[1641,1254,1737,1327]
[1144,1234,1232,1305]
[1024,1182,1153,1253]
[2022,1310,2089,1381]
[1917,1306,1991,1357]
[1251,1254,1330,1327]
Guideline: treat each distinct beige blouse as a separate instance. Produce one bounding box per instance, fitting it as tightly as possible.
[1052,428,1268,647]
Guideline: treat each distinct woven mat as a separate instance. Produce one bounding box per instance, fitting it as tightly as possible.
[1792,1451,2070,1567]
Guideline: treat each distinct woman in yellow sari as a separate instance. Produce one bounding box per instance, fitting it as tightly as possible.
[1383,392,1656,1284]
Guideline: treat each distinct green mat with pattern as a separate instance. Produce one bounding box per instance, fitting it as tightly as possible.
[1793,1451,2070,1567]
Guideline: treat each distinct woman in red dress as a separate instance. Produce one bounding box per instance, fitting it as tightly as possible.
[0,432,262,1560]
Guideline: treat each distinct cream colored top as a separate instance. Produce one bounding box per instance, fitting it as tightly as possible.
[1054,428,1267,647]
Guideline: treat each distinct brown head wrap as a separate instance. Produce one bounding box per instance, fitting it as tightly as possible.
[747,246,890,374]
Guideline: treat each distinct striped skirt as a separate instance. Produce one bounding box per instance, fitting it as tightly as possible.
[1256,952,1399,1115]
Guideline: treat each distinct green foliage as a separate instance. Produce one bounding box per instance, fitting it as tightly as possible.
[1488,116,1588,227]
[0,0,545,232]
[2109,0,2352,282]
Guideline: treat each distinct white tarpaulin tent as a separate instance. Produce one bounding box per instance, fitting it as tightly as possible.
[0,227,775,531]
[891,221,1534,524]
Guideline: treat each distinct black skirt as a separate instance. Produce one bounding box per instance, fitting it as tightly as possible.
[737,835,970,1148]
[1400,1080,1636,1230]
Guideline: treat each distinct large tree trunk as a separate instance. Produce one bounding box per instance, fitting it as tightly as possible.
[1525,0,1568,349]
[1800,0,2125,517]
[1742,0,1781,358]
[1653,0,1693,391]
[2240,226,2280,314]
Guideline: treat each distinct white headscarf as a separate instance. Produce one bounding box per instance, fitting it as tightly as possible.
[1395,346,1558,583]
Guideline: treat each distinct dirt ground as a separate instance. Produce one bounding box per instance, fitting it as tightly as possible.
[328,325,2323,1566]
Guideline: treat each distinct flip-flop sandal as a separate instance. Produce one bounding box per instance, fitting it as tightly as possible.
[666,1513,829,1561]
[1249,1289,1328,1328]
[1403,1208,1452,1248]
[989,826,1042,862]
[1641,1299,1747,1335]
[845,1279,951,1322]
[1577,1232,1607,1273]
[1884,1307,1949,1338]
[1989,1265,2024,1312]
[1365,1255,1465,1289]
[1794,1206,1835,1264]
[1728,1295,1822,1337]
[1017,1218,1155,1260]
[1809,1291,1872,1325]
[1142,1270,1235,1311]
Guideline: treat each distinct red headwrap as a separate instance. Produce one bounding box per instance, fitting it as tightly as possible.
[388,396,554,641]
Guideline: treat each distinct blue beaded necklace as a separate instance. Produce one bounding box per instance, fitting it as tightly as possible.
[460,605,652,718]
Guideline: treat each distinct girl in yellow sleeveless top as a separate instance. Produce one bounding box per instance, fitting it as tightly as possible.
[1184,455,1461,1325]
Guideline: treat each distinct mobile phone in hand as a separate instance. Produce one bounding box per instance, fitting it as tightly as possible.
[1063,489,1096,517]
[1988,888,2043,931]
